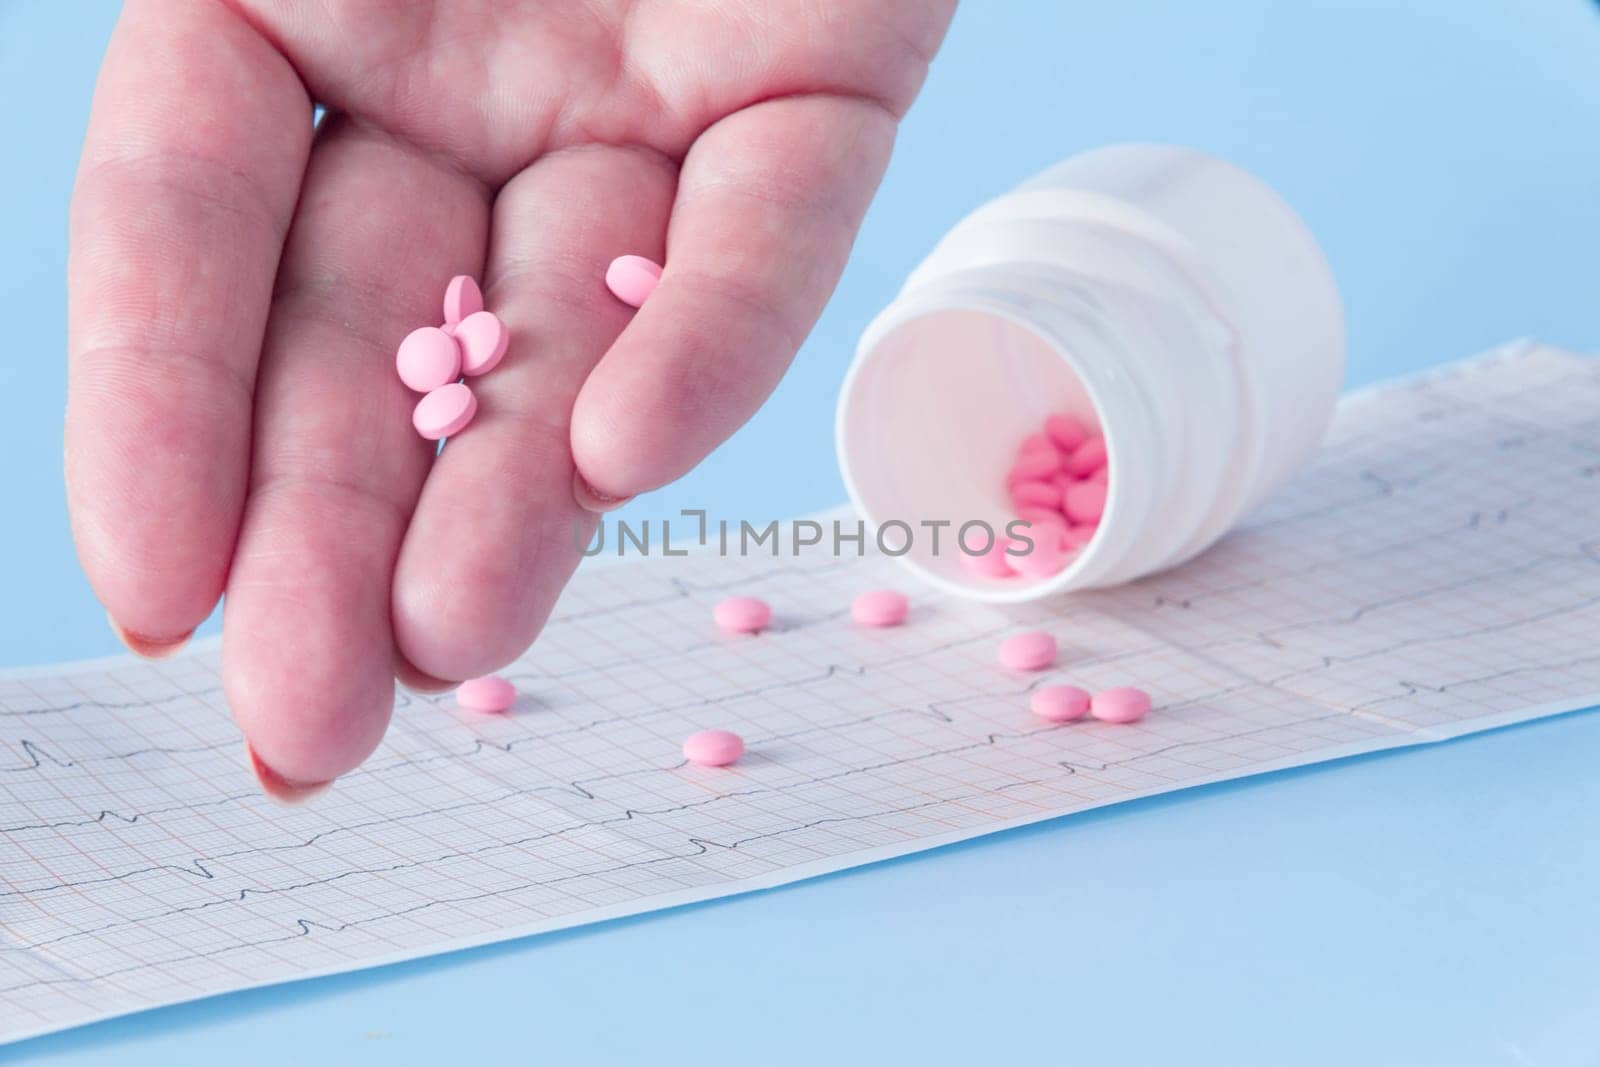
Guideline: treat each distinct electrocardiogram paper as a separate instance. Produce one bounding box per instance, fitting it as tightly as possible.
[4,341,1599,1044]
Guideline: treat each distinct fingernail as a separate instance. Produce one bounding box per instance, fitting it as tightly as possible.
[394,653,455,694]
[245,742,332,805]
[108,613,194,660]
[572,470,632,513]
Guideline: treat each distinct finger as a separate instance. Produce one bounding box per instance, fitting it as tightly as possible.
[222,118,491,787]
[65,0,311,650]
[568,94,896,499]
[392,145,678,680]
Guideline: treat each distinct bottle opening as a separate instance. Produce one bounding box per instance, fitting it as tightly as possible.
[837,305,1109,602]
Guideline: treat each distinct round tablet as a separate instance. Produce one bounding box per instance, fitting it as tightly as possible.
[961,539,1018,579]
[851,589,909,627]
[1009,534,1067,579]
[1091,686,1152,724]
[1064,480,1107,524]
[455,309,509,376]
[412,382,477,440]
[1031,684,1091,723]
[682,728,744,767]
[1066,435,1108,477]
[396,325,462,392]
[1011,479,1062,511]
[605,254,663,308]
[997,631,1057,671]
[443,274,484,326]
[713,595,771,634]
[456,675,516,713]
[1045,413,1090,452]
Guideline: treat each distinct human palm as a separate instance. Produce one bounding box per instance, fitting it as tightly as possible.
[65,0,955,794]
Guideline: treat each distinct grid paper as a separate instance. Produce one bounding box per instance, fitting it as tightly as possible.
[3,341,1598,1044]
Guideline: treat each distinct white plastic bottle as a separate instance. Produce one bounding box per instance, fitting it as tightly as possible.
[835,144,1345,602]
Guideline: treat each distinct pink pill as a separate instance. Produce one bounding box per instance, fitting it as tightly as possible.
[1008,449,1061,485]
[1031,684,1091,723]
[443,274,484,326]
[682,728,744,767]
[1017,432,1061,458]
[606,254,663,308]
[1011,480,1063,511]
[1009,533,1067,578]
[1066,435,1108,477]
[1064,481,1108,524]
[1045,413,1090,452]
[961,539,1017,579]
[851,589,909,627]
[713,595,771,634]
[1063,523,1098,549]
[456,674,516,713]
[1087,465,1109,485]
[997,631,1057,671]
[412,381,478,440]
[455,309,509,376]
[1091,686,1152,724]
[396,325,462,392]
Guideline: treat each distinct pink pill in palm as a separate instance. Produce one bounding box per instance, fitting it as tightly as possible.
[997,631,1057,671]
[412,381,478,440]
[1091,686,1152,724]
[1064,481,1108,524]
[443,274,484,326]
[713,595,771,633]
[1066,435,1108,477]
[1045,413,1090,452]
[456,674,516,713]
[455,309,509,376]
[605,254,663,308]
[851,589,909,627]
[961,539,1017,579]
[396,325,462,392]
[1031,684,1091,723]
[682,728,744,767]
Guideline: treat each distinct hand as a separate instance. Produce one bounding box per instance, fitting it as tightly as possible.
[65,0,955,793]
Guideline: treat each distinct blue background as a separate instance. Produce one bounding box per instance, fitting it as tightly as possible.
[4,1,1599,1063]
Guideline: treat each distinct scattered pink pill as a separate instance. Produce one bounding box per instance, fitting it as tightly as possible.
[395,325,462,393]
[455,309,509,376]
[1031,684,1091,723]
[1011,480,1063,511]
[682,728,744,767]
[713,595,771,634]
[1045,413,1090,452]
[412,381,478,440]
[851,589,909,627]
[997,631,1057,671]
[1066,435,1108,477]
[456,674,516,713]
[1064,480,1108,524]
[961,539,1017,579]
[606,254,663,308]
[443,274,484,326]
[1091,686,1152,724]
